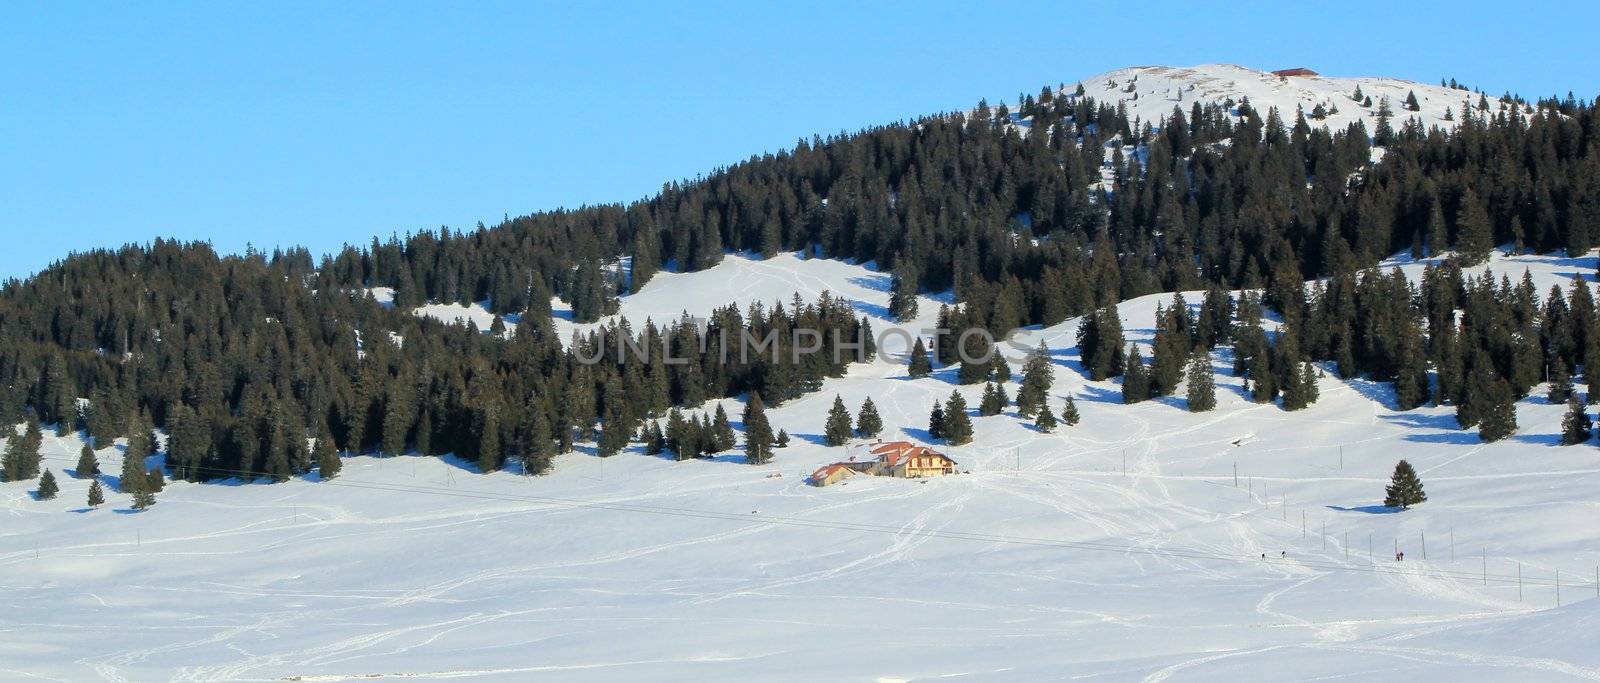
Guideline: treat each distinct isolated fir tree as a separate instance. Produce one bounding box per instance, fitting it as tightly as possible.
[927,401,946,441]
[908,338,933,378]
[942,391,973,446]
[775,429,790,448]
[711,403,736,452]
[823,395,853,446]
[1185,352,1216,412]
[743,392,775,464]
[1034,403,1058,433]
[1383,460,1427,510]
[1404,90,1421,111]
[1060,395,1080,426]
[979,382,1005,416]
[666,408,691,460]
[1122,345,1150,404]
[1561,396,1592,445]
[131,486,156,511]
[855,397,883,438]
[75,444,99,478]
[86,479,105,508]
[1015,342,1054,417]
[145,467,165,493]
[314,433,342,480]
[2,420,43,482]
[1548,355,1573,403]
[36,469,58,500]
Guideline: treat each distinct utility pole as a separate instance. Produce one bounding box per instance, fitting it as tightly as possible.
[1518,562,1523,601]
[1233,462,1237,487]
[1421,531,1426,560]
[1556,569,1561,607]
[1301,509,1305,537]
[1339,445,1343,471]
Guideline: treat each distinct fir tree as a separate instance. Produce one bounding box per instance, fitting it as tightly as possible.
[775,429,790,448]
[120,433,149,493]
[1383,460,1427,509]
[36,468,58,500]
[1478,376,1518,442]
[855,397,883,438]
[1548,355,1573,403]
[927,401,946,441]
[145,467,165,493]
[942,391,973,445]
[666,408,691,460]
[1560,395,1592,445]
[908,338,933,378]
[86,479,105,508]
[1455,190,1494,266]
[743,392,775,464]
[314,433,342,480]
[711,403,736,452]
[1404,90,1421,111]
[979,382,1005,416]
[1185,352,1216,412]
[888,265,920,322]
[477,403,502,472]
[75,444,99,478]
[1015,342,1054,417]
[1122,345,1150,404]
[1060,395,1080,426]
[131,486,156,511]
[823,395,853,446]
[1034,403,1057,433]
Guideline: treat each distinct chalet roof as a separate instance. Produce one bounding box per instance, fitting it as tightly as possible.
[811,463,853,481]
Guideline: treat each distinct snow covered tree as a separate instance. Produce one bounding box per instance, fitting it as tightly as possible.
[942,391,973,446]
[1185,352,1216,412]
[86,479,104,508]
[855,397,883,438]
[1383,460,1427,509]
[36,468,58,500]
[907,338,933,378]
[75,444,99,478]
[823,395,853,446]
[1060,395,1080,426]
[1560,396,1592,445]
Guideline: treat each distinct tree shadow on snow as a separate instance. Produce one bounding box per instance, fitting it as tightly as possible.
[1327,504,1402,515]
[1509,431,1562,447]
[1076,384,1125,405]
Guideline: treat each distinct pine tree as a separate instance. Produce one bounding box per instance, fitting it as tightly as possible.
[1478,376,1518,442]
[75,444,99,478]
[314,433,342,480]
[1560,396,1592,445]
[1060,395,1080,426]
[711,403,736,452]
[1122,345,1150,404]
[942,391,973,445]
[36,468,58,500]
[1185,352,1216,412]
[131,486,156,511]
[666,408,691,460]
[823,395,853,446]
[1548,355,1573,403]
[743,392,775,464]
[927,401,946,441]
[477,403,502,472]
[145,466,165,493]
[775,429,790,448]
[908,338,933,378]
[1383,460,1427,509]
[888,265,920,322]
[120,432,150,493]
[855,397,883,438]
[1034,404,1058,433]
[1015,342,1054,417]
[1455,190,1494,266]
[1404,90,1421,111]
[979,382,1005,416]
[86,479,105,508]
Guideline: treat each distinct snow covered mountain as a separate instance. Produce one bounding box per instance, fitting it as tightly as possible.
[3,65,1599,682]
[1068,63,1470,133]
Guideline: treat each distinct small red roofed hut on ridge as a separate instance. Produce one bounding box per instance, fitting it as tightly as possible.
[1271,67,1318,78]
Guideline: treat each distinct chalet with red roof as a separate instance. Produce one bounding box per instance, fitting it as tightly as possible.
[810,440,959,486]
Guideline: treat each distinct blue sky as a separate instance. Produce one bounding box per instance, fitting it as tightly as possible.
[2,1,1596,279]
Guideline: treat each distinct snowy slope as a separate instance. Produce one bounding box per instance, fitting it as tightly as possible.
[1068,64,1472,134]
[5,245,1600,681]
